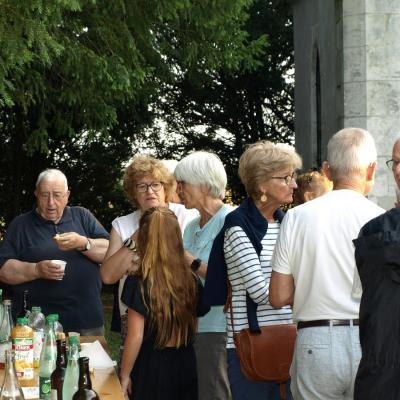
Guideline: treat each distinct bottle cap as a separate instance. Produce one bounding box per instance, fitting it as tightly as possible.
[46,314,56,322]
[3,299,11,305]
[68,335,79,345]
[31,306,41,313]
[48,313,59,321]
[17,317,28,325]
[57,332,66,340]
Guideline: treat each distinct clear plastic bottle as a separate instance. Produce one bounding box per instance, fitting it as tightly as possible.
[48,314,63,335]
[39,315,57,399]
[62,335,80,400]
[0,299,14,369]
[11,317,35,388]
[28,306,45,368]
[0,349,25,400]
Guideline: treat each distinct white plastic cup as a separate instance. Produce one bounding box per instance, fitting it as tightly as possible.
[51,259,67,280]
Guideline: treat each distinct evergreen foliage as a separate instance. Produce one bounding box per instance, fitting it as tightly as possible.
[147,0,294,202]
[0,0,266,229]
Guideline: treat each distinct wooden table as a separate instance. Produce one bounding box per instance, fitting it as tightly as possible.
[81,336,125,400]
[0,336,124,400]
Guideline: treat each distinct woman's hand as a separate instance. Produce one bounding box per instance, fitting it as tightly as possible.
[126,251,141,275]
[126,230,141,275]
[120,375,132,396]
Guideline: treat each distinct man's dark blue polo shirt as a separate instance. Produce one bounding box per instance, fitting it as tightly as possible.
[0,206,109,332]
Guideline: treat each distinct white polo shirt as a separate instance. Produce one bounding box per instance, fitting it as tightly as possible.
[272,190,385,322]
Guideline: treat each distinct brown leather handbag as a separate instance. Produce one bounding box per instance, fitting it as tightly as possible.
[229,292,297,399]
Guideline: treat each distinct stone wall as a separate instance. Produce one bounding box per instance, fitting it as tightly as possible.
[293,0,400,209]
[342,0,400,209]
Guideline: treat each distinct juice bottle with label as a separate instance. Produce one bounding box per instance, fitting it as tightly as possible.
[11,317,35,389]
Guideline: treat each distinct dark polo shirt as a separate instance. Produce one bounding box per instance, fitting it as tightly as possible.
[0,206,109,331]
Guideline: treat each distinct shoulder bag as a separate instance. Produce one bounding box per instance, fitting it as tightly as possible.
[228,290,297,399]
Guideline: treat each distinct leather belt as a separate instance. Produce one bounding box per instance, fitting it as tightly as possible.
[297,319,359,329]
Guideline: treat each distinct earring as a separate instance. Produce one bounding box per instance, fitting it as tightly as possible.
[261,194,267,203]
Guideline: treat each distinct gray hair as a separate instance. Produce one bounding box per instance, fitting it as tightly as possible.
[327,128,377,181]
[36,169,68,191]
[238,141,302,199]
[174,152,227,199]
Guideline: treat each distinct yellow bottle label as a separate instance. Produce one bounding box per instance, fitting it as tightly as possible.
[12,337,34,379]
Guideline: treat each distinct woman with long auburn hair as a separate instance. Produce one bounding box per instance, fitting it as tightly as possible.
[119,207,208,399]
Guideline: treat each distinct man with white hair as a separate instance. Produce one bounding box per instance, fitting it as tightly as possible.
[0,169,109,334]
[269,128,385,399]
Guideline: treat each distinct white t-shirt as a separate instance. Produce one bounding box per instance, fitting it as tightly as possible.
[112,203,198,316]
[272,190,385,322]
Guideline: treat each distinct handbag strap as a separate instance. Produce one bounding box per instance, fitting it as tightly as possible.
[228,281,261,334]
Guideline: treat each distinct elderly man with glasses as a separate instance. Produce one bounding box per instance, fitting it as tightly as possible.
[0,168,109,335]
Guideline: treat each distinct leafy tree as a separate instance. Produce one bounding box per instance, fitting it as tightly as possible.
[0,0,265,230]
[146,0,294,202]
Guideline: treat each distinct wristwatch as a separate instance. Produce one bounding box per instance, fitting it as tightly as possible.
[191,258,202,273]
[81,238,91,252]
[123,237,137,251]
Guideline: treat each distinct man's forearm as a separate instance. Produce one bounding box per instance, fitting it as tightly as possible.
[0,259,38,284]
[82,238,109,263]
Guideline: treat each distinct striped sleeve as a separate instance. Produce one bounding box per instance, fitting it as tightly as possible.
[224,226,269,305]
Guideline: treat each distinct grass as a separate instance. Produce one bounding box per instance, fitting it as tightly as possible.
[102,288,120,368]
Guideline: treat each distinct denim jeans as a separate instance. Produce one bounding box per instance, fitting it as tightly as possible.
[290,324,361,400]
[227,348,293,400]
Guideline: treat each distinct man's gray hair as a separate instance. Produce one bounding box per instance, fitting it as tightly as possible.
[327,128,377,181]
[36,169,68,191]
[174,151,227,200]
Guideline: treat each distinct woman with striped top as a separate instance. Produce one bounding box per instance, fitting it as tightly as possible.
[223,141,301,400]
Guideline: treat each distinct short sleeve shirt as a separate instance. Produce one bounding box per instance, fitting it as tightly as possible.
[183,204,233,333]
[0,206,109,331]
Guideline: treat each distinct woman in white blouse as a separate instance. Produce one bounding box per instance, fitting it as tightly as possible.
[100,155,196,364]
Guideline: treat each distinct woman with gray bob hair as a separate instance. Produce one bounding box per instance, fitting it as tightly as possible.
[204,140,301,400]
[174,151,227,200]
[175,151,233,400]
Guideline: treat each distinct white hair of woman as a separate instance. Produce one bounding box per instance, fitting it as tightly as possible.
[36,169,68,191]
[174,151,227,200]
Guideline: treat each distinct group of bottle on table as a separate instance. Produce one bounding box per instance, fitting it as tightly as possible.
[0,289,99,399]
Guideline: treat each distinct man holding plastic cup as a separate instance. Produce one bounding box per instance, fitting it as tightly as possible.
[0,169,109,335]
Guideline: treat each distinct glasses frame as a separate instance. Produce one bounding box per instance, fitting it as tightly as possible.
[270,171,297,186]
[135,181,164,193]
[386,159,400,170]
[37,192,67,201]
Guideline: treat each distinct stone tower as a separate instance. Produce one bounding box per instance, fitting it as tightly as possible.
[292,0,400,209]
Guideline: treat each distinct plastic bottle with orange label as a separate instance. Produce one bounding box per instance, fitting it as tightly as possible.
[11,317,36,390]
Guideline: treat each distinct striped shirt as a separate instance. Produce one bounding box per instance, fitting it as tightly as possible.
[224,223,292,348]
